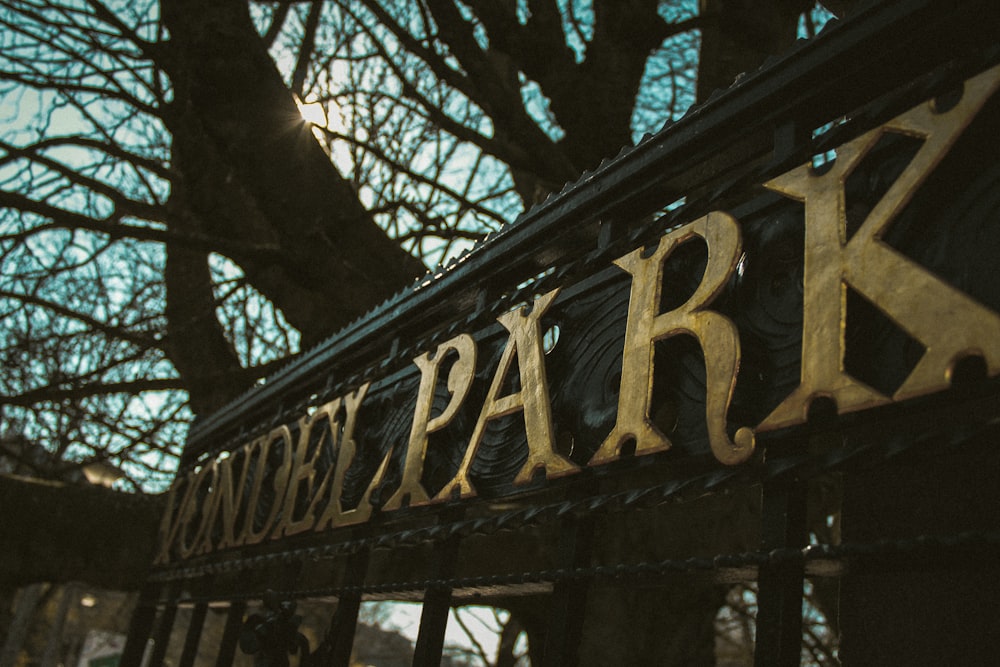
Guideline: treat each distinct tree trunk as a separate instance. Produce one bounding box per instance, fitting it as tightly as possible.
[697,0,812,102]
[159,0,426,349]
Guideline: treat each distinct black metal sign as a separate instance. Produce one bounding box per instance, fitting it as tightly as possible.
[154,64,1000,565]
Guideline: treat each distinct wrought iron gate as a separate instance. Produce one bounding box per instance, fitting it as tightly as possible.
[123,1,1000,664]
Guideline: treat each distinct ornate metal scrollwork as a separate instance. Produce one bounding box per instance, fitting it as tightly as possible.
[238,592,311,667]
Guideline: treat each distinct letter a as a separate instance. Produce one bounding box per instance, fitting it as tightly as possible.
[437,289,578,500]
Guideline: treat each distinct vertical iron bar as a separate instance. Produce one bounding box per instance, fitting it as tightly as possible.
[145,580,183,667]
[146,600,178,667]
[327,549,370,667]
[754,477,807,667]
[214,600,247,667]
[120,583,159,667]
[412,534,460,667]
[178,601,208,667]
[412,585,452,667]
[542,514,594,667]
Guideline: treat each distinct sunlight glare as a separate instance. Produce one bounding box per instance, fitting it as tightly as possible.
[297,100,327,126]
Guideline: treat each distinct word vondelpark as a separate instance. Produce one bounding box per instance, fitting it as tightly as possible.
[155,65,1000,565]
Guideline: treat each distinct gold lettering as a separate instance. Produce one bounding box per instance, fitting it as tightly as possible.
[590,213,755,466]
[273,398,342,537]
[153,475,186,565]
[193,464,224,556]
[760,65,1000,430]
[383,335,476,511]
[437,289,577,500]
[315,384,386,530]
[152,65,1000,561]
[214,447,254,549]
[238,426,293,546]
[176,463,218,560]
